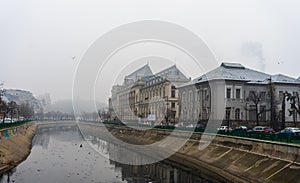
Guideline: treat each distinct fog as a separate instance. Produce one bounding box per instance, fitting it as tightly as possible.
[1,0,300,103]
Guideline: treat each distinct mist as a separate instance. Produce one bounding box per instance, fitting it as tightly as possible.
[1,0,300,104]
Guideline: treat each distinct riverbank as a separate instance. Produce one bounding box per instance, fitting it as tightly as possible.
[0,122,37,174]
[2,121,299,182]
[79,123,300,183]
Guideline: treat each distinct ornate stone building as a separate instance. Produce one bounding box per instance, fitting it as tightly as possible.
[109,64,190,124]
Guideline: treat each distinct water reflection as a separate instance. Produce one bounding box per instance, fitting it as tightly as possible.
[1,123,125,183]
[1,123,213,183]
[87,135,212,183]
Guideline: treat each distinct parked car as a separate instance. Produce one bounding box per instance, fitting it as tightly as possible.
[251,126,265,132]
[250,126,275,134]
[3,118,15,123]
[175,122,184,127]
[186,124,194,128]
[263,127,275,134]
[233,126,248,132]
[217,126,232,132]
[275,127,300,136]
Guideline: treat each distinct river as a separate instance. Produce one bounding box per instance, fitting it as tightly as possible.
[0,123,213,183]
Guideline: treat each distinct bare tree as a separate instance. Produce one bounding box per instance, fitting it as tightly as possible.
[286,91,300,127]
[19,103,34,119]
[0,100,7,123]
[3,101,19,123]
[280,91,289,129]
[0,82,7,123]
[245,91,270,126]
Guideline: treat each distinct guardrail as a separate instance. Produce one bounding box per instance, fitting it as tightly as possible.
[218,130,300,144]
[101,121,300,145]
[0,120,32,130]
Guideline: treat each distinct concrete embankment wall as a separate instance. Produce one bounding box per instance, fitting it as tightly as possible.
[0,122,37,173]
[80,124,300,183]
[181,133,300,183]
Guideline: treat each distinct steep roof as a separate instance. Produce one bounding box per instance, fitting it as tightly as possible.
[125,64,153,80]
[154,64,189,80]
[141,65,190,88]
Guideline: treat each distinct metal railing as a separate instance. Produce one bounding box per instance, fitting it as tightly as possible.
[0,120,32,130]
[217,130,300,144]
[101,120,300,145]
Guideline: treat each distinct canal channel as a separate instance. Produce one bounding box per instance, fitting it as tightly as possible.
[0,123,218,183]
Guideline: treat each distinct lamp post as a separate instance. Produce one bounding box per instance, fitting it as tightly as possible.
[267,77,275,129]
[0,82,6,123]
[165,96,169,126]
[225,107,231,127]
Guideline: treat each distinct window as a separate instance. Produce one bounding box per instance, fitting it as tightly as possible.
[235,108,240,120]
[171,102,175,108]
[236,89,241,99]
[249,105,256,121]
[195,90,198,103]
[260,105,266,121]
[171,86,176,98]
[249,91,255,97]
[182,92,186,102]
[260,92,266,101]
[189,91,193,102]
[226,88,232,99]
[279,91,283,101]
[204,88,208,101]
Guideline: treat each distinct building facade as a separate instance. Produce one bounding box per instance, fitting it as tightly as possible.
[109,64,190,124]
[178,62,300,129]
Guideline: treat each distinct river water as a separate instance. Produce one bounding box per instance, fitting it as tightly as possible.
[0,123,214,183]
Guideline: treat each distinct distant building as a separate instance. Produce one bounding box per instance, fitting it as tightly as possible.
[37,93,52,113]
[178,62,300,128]
[109,64,190,124]
[3,89,43,114]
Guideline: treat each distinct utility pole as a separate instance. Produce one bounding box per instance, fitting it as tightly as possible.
[281,91,288,129]
[165,95,169,126]
[268,77,275,129]
[0,82,6,123]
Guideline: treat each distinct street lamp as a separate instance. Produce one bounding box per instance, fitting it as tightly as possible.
[164,96,169,126]
[225,107,231,127]
[267,77,274,128]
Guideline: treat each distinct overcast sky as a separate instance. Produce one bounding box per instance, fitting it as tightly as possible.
[1,0,300,103]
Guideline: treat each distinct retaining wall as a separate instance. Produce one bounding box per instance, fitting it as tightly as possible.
[0,122,37,173]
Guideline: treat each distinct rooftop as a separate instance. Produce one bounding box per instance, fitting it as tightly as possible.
[179,62,300,87]
[124,64,153,80]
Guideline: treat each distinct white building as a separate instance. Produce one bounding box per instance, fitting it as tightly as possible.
[178,62,300,129]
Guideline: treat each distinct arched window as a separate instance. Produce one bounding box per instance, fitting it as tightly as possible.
[235,108,240,120]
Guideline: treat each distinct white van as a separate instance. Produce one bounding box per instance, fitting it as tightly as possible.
[3,118,14,123]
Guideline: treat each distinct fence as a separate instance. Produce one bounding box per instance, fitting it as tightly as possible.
[0,120,32,140]
[217,130,300,144]
[0,120,32,130]
[101,120,300,145]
